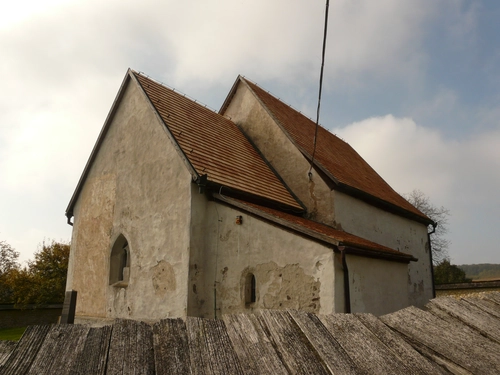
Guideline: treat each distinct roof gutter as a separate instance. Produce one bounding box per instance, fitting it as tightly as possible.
[213,193,416,263]
[335,244,417,264]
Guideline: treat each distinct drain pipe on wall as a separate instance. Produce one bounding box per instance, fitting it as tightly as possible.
[428,222,438,298]
[213,194,223,320]
[337,246,351,313]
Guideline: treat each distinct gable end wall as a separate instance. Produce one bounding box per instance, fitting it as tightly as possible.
[223,82,335,225]
[66,79,192,321]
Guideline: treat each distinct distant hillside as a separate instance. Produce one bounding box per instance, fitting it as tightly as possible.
[458,263,500,281]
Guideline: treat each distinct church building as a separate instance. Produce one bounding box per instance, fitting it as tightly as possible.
[65,69,434,323]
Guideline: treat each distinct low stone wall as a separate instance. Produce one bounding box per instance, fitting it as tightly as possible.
[0,305,62,329]
[435,280,500,299]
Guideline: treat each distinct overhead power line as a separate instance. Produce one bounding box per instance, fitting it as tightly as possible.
[309,0,330,178]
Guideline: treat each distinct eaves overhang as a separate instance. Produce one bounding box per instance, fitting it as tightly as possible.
[212,194,416,264]
[226,77,432,227]
[65,69,202,224]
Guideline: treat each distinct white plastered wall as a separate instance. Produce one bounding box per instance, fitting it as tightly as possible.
[188,187,336,318]
[334,191,433,308]
[67,78,193,321]
[223,82,335,225]
[346,254,409,315]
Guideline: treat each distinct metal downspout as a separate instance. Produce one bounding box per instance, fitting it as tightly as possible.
[340,247,351,313]
[428,222,437,298]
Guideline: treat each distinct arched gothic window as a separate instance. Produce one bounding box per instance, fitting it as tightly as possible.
[245,273,256,305]
[109,234,130,286]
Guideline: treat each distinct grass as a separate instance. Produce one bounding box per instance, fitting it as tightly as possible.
[0,326,26,341]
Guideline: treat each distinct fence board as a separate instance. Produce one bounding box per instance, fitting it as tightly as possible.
[223,313,288,375]
[153,318,191,375]
[355,313,452,375]
[427,297,500,344]
[106,319,155,375]
[319,313,412,375]
[0,340,16,366]
[187,317,244,375]
[259,310,330,374]
[483,291,500,305]
[1,325,51,375]
[289,310,359,375]
[463,297,500,319]
[382,306,500,374]
[70,325,112,375]
[26,324,89,375]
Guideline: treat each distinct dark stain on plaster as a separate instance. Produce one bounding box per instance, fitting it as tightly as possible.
[152,260,176,296]
[221,267,229,280]
[308,178,318,219]
[239,262,321,314]
[220,230,232,242]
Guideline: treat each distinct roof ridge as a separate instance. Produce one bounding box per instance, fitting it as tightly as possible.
[135,71,219,115]
[240,76,340,140]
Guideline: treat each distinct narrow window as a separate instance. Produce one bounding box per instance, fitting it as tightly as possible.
[110,234,130,286]
[245,273,256,305]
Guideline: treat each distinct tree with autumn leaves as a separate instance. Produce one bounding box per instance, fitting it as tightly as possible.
[0,240,69,306]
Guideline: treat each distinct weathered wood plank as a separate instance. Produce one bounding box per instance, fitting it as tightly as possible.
[1,325,52,375]
[70,325,112,375]
[483,291,500,305]
[223,313,288,375]
[288,310,359,375]
[382,305,500,374]
[0,340,16,367]
[427,297,500,344]
[153,318,191,375]
[355,313,452,375]
[26,324,90,375]
[259,310,330,374]
[319,313,414,375]
[187,317,244,375]
[463,296,500,319]
[106,319,155,375]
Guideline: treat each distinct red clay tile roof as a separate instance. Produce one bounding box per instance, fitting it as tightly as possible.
[238,78,429,222]
[133,72,303,211]
[216,195,416,262]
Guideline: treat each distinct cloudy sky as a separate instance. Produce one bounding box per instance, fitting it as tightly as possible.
[1,0,498,265]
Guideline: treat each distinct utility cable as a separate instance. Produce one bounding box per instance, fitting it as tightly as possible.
[309,0,330,178]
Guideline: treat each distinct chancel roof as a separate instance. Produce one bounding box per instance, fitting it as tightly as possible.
[216,195,416,263]
[233,78,430,223]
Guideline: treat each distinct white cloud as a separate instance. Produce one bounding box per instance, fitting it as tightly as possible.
[333,115,500,263]
[0,0,494,264]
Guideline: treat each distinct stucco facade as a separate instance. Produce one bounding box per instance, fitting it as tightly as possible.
[67,78,193,321]
[223,82,336,225]
[188,189,336,317]
[222,79,433,308]
[65,70,433,323]
[334,191,433,307]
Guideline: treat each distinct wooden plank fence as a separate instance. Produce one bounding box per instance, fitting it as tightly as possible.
[1,292,500,374]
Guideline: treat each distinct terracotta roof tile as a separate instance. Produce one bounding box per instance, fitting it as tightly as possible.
[219,196,415,261]
[241,79,428,221]
[133,72,303,211]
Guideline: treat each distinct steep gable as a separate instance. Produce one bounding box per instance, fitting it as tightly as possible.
[66,70,304,220]
[221,77,431,224]
[133,72,303,212]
